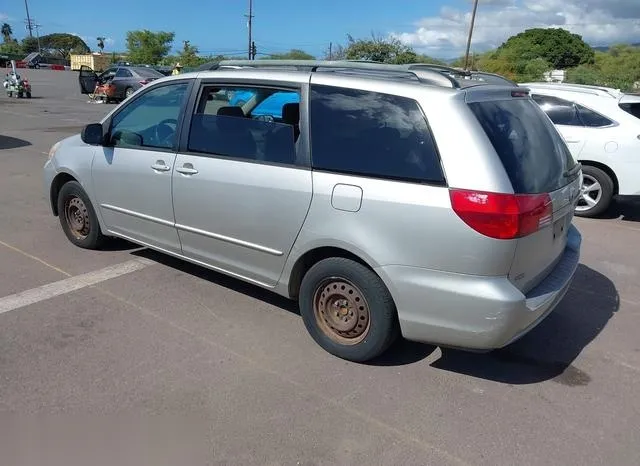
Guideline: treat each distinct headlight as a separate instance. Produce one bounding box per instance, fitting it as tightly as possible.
[48,141,61,159]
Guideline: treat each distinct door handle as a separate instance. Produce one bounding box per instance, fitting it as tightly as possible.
[151,161,171,172]
[175,164,198,175]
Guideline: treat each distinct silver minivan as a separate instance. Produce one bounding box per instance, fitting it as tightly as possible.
[44,61,582,362]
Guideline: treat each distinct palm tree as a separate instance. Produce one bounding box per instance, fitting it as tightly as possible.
[97,37,105,54]
[1,23,13,43]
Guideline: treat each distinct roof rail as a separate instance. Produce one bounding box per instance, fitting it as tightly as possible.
[521,82,622,98]
[216,59,461,88]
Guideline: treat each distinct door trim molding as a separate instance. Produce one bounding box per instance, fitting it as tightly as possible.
[101,203,283,257]
[101,203,175,227]
[175,223,284,256]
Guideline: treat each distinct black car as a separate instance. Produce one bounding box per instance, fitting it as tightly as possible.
[78,65,165,101]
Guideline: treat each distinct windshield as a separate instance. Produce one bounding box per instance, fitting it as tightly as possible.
[469,98,577,194]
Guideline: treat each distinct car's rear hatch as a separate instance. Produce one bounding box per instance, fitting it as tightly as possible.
[466,90,581,293]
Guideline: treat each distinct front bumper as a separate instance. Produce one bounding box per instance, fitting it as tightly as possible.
[43,159,57,214]
[376,225,582,350]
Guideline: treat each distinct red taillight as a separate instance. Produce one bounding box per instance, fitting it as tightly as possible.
[139,80,150,85]
[449,189,552,240]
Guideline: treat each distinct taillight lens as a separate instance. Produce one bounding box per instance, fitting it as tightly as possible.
[449,189,552,240]
[139,80,150,85]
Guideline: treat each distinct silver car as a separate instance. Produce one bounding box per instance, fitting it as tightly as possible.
[44,61,583,362]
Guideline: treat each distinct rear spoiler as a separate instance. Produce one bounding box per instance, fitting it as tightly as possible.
[619,93,640,104]
[464,86,530,103]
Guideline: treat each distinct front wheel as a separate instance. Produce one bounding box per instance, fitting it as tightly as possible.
[575,165,614,218]
[57,181,106,249]
[299,258,399,362]
[125,87,134,98]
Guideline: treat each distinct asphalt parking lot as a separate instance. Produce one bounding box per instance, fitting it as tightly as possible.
[1,69,640,465]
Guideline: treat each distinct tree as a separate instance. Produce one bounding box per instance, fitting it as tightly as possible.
[21,37,39,54]
[126,30,175,65]
[97,37,105,53]
[323,43,346,60]
[37,33,90,58]
[497,28,594,69]
[262,49,315,60]
[341,34,434,65]
[177,40,201,66]
[1,23,12,43]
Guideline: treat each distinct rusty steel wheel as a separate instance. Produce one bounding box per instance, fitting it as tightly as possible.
[299,257,399,362]
[57,180,105,249]
[64,195,91,240]
[313,278,371,345]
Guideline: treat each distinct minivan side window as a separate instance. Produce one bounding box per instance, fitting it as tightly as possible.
[187,85,300,166]
[309,85,444,184]
[109,82,189,150]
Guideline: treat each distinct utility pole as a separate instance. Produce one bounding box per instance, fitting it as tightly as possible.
[24,0,33,37]
[251,41,257,60]
[246,0,254,60]
[329,42,332,60]
[34,22,42,53]
[463,0,479,71]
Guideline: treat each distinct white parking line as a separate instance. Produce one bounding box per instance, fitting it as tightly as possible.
[0,258,154,315]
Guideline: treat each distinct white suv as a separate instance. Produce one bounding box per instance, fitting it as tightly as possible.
[522,82,640,217]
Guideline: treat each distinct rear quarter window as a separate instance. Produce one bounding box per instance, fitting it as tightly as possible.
[620,102,640,120]
[469,98,576,194]
[309,85,444,184]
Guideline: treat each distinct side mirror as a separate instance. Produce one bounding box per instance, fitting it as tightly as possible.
[81,123,104,145]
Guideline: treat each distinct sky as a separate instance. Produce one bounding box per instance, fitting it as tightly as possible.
[1,0,639,59]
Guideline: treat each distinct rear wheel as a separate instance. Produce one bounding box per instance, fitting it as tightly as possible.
[575,165,614,218]
[125,87,134,98]
[299,258,399,362]
[57,181,105,249]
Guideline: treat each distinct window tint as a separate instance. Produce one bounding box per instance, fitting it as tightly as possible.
[134,67,164,78]
[531,94,582,126]
[187,85,300,166]
[115,68,133,78]
[469,99,577,194]
[620,102,640,120]
[110,82,189,150]
[576,104,613,127]
[309,85,444,183]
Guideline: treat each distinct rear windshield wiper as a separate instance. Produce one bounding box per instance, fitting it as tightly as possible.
[563,162,582,178]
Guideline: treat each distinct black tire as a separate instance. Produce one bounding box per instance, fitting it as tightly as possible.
[125,87,134,98]
[299,258,399,362]
[26,92,31,98]
[17,91,22,98]
[57,181,105,249]
[575,165,614,218]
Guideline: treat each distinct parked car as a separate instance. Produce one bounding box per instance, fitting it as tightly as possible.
[522,82,640,217]
[78,65,164,102]
[45,61,582,362]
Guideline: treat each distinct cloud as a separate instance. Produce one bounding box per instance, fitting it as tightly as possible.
[1,12,10,21]
[392,0,640,57]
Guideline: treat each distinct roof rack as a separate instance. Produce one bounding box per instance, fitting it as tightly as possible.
[216,59,462,88]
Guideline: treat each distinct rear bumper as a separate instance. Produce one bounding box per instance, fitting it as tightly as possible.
[376,225,581,350]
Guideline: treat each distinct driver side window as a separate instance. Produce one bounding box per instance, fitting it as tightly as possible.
[110,82,189,150]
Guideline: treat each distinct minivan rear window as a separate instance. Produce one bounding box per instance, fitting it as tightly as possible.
[469,99,577,194]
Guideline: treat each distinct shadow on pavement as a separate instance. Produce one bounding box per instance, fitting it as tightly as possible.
[101,237,141,252]
[429,264,618,385]
[0,135,31,150]
[128,248,618,378]
[599,198,640,223]
[131,248,299,315]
